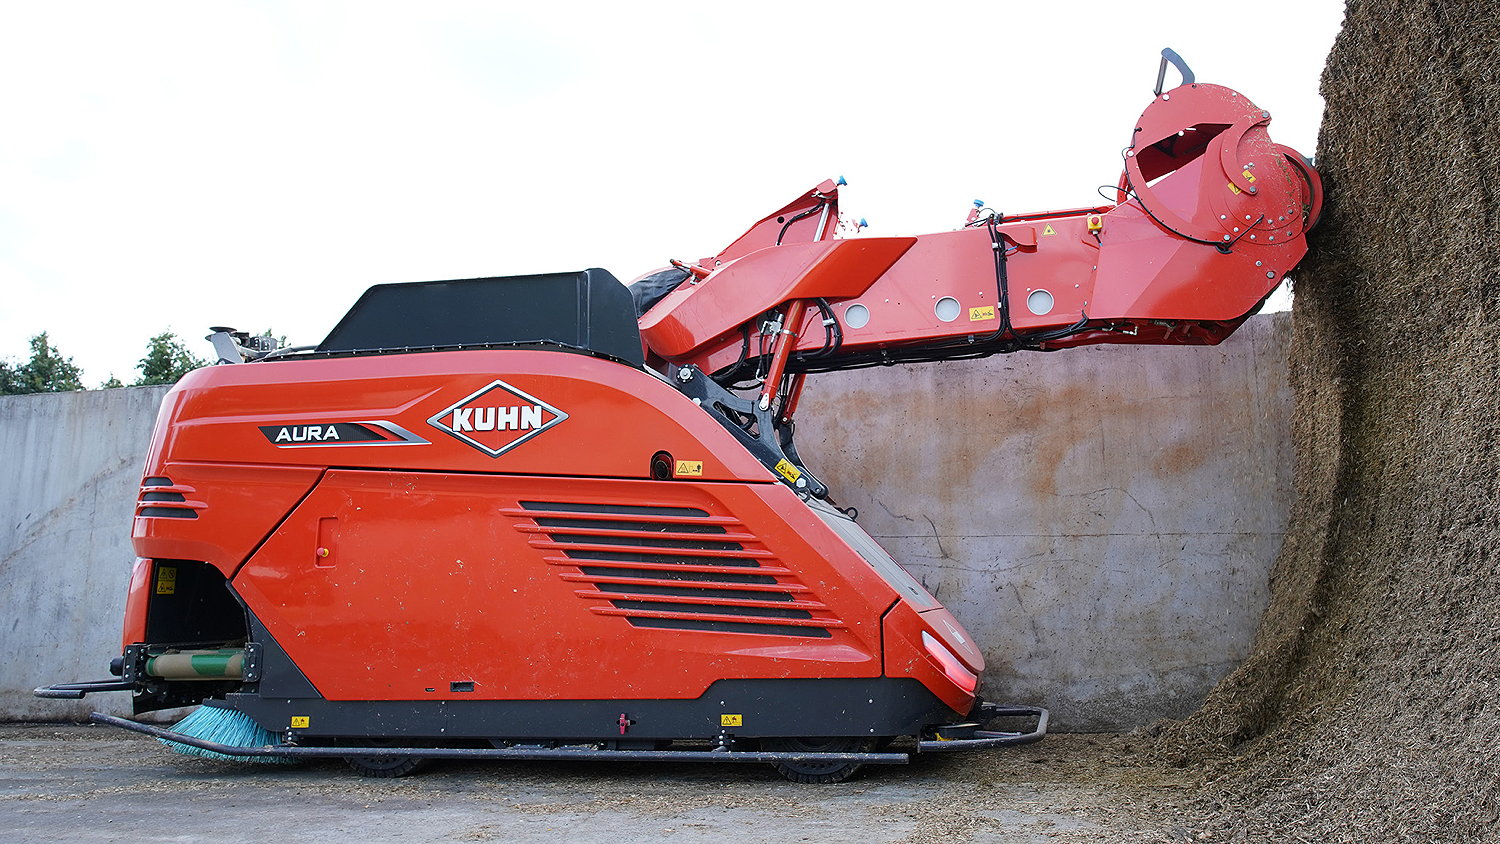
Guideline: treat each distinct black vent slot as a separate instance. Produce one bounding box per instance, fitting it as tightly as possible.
[136,476,200,520]
[594,583,793,602]
[545,532,744,551]
[577,566,776,585]
[139,507,197,519]
[531,516,729,535]
[629,618,832,638]
[522,501,709,517]
[563,549,762,568]
[610,600,812,620]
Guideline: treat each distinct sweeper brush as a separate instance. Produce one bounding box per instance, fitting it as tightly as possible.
[38,50,1319,782]
[160,704,295,765]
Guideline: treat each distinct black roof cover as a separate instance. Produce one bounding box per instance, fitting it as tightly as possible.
[318,268,643,367]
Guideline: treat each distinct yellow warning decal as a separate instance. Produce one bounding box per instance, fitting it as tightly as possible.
[774,459,802,482]
[290,716,310,729]
[1242,169,1257,183]
[155,565,177,596]
[674,460,704,477]
[1041,223,1057,236]
[969,305,996,322]
[721,714,743,727]
[1227,182,1242,195]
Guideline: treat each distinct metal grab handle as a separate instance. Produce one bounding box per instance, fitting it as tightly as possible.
[1154,48,1196,95]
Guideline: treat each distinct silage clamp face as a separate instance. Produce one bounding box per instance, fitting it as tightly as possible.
[426,379,569,457]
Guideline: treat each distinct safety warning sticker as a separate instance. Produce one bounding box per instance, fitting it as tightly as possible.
[155,565,176,595]
[774,460,802,483]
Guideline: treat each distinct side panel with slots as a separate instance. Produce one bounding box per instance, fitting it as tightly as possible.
[233,471,900,702]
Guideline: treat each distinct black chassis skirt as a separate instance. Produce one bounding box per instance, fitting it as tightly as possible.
[227,676,958,744]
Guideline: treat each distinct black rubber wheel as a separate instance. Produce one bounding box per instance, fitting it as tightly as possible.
[344,753,427,778]
[762,736,873,784]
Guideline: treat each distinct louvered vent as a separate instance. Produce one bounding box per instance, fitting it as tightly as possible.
[507,501,840,638]
[136,476,203,519]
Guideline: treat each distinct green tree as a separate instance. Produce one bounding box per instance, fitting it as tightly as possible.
[0,333,84,394]
[133,331,208,386]
[98,374,125,389]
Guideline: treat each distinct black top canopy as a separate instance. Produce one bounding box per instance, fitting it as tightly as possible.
[317,268,643,367]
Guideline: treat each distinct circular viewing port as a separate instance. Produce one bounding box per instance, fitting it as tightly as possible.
[1027,289,1054,316]
[934,297,961,322]
[845,303,871,329]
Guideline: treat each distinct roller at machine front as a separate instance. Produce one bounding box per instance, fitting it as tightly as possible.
[38,50,1320,783]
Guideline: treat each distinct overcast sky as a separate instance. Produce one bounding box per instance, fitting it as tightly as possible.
[0,1,1346,385]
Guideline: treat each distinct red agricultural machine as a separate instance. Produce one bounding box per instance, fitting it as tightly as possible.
[39,51,1321,782]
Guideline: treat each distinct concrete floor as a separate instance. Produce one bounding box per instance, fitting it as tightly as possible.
[0,725,1196,843]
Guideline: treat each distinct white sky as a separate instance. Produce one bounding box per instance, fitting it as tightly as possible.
[0,1,1346,385]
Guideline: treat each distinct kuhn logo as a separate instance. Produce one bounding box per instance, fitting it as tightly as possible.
[427,380,567,457]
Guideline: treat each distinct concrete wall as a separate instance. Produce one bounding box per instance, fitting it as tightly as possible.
[0,314,1290,729]
[0,385,170,721]
[795,313,1292,729]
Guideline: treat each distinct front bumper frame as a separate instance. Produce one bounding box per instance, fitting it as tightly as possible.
[917,702,1049,752]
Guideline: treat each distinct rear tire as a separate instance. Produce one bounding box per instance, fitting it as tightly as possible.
[345,753,427,778]
[762,736,873,784]
[343,738,429,778]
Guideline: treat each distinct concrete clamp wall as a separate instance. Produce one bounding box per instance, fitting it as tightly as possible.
[0,314,1290,729]
[1,385,171,721]
[796,313,1292,729]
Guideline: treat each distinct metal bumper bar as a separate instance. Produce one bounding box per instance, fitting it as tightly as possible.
[917,703,1049,752]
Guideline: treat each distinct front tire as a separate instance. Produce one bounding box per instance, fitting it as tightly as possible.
[762,736,873,784]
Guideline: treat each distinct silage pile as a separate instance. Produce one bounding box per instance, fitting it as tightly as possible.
[1152,0,1500,839]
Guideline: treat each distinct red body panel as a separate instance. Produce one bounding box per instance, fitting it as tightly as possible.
[127,350,977,715]
[640,238,916,359]
[142,350,771,484]
[233,473,903,701]
[132,463,323,577]
[884,602,984,715]
[120,558,152,650]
